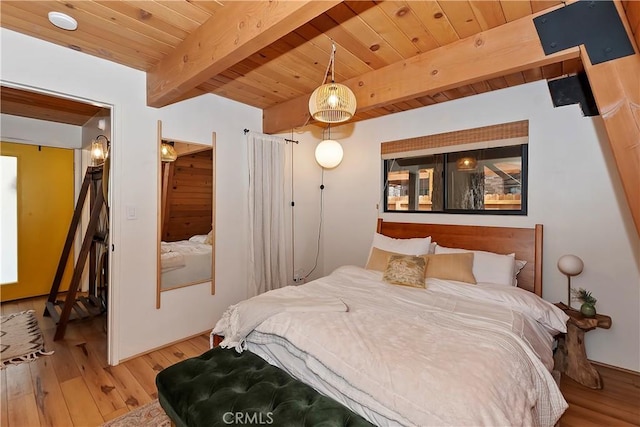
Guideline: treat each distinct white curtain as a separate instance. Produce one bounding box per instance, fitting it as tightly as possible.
[247,132,288,296]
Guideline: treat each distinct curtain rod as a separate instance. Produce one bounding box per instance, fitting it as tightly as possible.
[244,128,299,144]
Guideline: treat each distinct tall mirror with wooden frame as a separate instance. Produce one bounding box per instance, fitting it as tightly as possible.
[157,121,216,308]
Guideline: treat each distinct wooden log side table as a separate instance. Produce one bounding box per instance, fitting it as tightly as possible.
[553,302,612,389]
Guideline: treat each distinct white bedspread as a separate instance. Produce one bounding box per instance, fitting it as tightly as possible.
[212,265,568,427]
[212,285,347,351]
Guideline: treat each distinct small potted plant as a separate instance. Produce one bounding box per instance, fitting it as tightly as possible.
[571,287,597,317]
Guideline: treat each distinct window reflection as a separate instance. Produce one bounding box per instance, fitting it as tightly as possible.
[385,145,526,215]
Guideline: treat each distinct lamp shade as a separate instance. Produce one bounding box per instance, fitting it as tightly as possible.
[90,140,106,166]
[161,142,177,162]
[309,83,357,123]
[557,254,584,276]
[90,135,109,166]
[315,139,343,169]
[456,157,477,171]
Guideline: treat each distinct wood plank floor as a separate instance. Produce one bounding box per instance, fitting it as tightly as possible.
[1,296,639,426]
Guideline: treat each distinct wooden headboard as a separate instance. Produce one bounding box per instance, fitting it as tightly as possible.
[377,219,543,296]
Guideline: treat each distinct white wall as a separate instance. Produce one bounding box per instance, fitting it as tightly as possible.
[291,81,640,371]
[1,28,260,362]
[1,113,82,148]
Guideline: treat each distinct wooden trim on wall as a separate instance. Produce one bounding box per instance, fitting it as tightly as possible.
[211,132,216,296]
[156,120,163,309]
[157,124,216,308]
[381,120,529,155]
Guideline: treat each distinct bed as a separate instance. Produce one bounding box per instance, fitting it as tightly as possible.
[160,237,212,290]
[212,220,569,427]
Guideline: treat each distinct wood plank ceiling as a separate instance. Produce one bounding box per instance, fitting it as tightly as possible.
[0,0,581,131]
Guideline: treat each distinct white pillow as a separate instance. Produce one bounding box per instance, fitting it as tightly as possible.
[513,259,527,286]
[188,234,208,244]
[435,245,515,287]
[371,233,431,255]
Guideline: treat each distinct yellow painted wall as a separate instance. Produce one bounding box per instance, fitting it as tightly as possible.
[0,142,74,301]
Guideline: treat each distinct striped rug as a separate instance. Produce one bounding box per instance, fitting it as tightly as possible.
[1,310,53,367]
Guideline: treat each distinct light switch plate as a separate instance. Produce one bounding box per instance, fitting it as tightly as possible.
[126,205,137,220]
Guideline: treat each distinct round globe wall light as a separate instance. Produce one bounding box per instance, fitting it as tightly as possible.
[315,139,343,169]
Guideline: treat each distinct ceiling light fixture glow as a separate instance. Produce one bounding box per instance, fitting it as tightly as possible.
[48,12,78,31]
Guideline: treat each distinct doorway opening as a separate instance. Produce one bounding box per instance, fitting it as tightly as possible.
[0,82,114,366]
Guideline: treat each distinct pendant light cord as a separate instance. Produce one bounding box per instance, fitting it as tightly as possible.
[304,168,324,280]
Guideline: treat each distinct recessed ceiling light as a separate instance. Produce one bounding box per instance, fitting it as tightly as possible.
[48,11,78,31]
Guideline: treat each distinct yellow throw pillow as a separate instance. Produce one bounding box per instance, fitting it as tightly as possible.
[425,253,476,284]
[382,255,427,288]
[366,247,399,272]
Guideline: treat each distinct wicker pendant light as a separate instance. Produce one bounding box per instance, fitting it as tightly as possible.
[161,141,177,162]
[309,43,356,123]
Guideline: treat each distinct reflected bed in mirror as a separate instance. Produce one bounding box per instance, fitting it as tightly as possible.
[157,121,216,308]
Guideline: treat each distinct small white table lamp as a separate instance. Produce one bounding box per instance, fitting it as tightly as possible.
[557,254,584,308]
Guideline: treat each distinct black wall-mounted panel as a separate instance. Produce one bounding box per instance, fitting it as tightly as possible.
[548,73,599,117]
[534,0,635,65]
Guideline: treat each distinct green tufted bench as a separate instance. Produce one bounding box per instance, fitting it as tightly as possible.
[156,346,375,427]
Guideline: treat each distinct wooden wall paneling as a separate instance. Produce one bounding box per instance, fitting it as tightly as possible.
[163,150,213,242]
[263,9,579,133]
[469,0,507,30]
[95,2,190,41]
[308,12,390,71]
[500,1,533,22]
[377,2,441,54]
[408,1,460,46]
[327,2,407,63]
[562,57,584,75]
[70,1,186,46]
[147,1,341,107]
[437,1,483,39]
[0,4,154,70]
[522,66,543,82]
[160,162,174,240]
[9,1,171,59]
[291,24,374,77]
[530,1,564,14]
[351,1,439,57]
[503,71,526,86]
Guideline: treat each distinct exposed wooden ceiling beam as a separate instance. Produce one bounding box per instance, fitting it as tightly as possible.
[583,0,640,237]
[147,1,341,108]
[263,6,579,134]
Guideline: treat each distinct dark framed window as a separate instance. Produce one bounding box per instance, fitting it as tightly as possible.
[384,145,527,215]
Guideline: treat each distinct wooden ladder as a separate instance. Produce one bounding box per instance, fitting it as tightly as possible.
[44,166,108,340]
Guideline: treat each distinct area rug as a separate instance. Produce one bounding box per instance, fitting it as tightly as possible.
[1,310,53,368]
[102,400,170,427]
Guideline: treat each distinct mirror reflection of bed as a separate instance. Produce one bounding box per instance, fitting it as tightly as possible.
[158,137,214,294]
